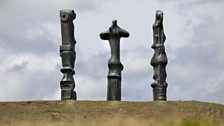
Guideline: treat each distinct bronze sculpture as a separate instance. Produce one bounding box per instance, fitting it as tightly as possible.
[151,10,168,101]
[59,10,77,100]
[100,20,129,100]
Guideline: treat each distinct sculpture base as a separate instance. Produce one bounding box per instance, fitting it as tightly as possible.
[61,90,77,100]
[153,88,167,101]
[107,78,121,101]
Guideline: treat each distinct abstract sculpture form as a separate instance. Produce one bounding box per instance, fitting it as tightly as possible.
[100,20,129,100]
[150,10,168,101]
[59,10,77,100]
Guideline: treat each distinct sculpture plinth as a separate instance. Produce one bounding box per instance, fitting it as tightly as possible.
[60,10,77,100]
[100,20,129,101]
[151,10,168,101]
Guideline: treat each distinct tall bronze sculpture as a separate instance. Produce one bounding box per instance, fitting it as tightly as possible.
[59,10,77,100]
[151,10,168,101]
[100,20,129,100]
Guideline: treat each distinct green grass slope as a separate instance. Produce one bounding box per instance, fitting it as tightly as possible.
[0,100,223,126]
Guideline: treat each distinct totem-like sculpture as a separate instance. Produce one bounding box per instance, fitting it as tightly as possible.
[100,20,129,100]
[151,10,168,101]
[59,10,77,100]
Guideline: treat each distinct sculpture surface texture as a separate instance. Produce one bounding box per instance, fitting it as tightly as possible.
[151,10,168,101]
[100,20,129,100]
[60,10,77,100]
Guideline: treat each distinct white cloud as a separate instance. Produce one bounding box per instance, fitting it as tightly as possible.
[0,52,60,101]
[76,75,106,100]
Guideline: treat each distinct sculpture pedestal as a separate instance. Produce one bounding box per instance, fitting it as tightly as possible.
[153,88,167,101]
[61,90,76,100]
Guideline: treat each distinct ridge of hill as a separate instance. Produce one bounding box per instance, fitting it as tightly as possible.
[0,100,224,126]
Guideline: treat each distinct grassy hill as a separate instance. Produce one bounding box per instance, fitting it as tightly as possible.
[0,100,224,126]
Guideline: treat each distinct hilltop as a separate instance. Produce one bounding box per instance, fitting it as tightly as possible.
[0,100,224,126]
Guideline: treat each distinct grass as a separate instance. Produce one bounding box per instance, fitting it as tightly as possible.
[0,100,223,126]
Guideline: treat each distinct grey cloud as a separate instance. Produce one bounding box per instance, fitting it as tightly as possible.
[68,51,108,100]
[21,69,60,100]
[188,17,224,103]
[8,61,29,73]
[122,47,152,101]
[76,51,108,79]
[0,32,57,55]
[166,15,224,102]
[181,0,224,7]
[158,0,223,4]
[0,0,108,14]
[0,63,60,101]
[0,0,109,55]
[188,16,224,68]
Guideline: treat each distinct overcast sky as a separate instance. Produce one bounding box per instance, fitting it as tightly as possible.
[0,0,223,104]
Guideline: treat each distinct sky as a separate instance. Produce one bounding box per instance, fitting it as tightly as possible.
[0,0,224,104]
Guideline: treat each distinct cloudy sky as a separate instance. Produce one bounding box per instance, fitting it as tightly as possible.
[0,0,223,104]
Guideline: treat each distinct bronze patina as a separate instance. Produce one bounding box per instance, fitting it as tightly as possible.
[59,10,77,100]
[100,20,129,100]
[151,10,168,101]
